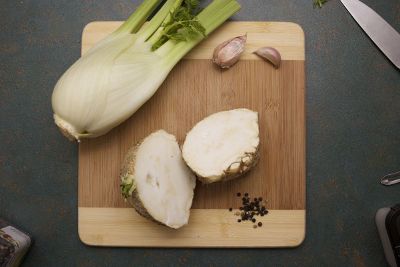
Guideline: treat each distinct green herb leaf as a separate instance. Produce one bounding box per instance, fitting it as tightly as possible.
[184,0,200,13]
[151,0,206,50]
[313,0,327,8]
[120,175,134,199]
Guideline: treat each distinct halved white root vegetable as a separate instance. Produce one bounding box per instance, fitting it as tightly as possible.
[182,108,260,184]
[120,130,196,229]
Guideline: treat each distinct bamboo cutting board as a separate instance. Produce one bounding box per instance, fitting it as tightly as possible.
[78,21,306,247]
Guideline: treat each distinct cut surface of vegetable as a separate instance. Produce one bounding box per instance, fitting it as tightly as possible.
[182,109,260,183]
[51,0,241,141]
[120,130,196,229]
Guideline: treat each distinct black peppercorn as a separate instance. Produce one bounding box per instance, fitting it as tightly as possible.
[231,193,268,227]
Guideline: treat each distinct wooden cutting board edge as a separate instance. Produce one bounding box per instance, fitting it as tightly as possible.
[77,21,306,248]
[78,208,306,247]
[81,21,305,60]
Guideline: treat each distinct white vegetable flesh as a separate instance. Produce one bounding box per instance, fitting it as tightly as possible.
[182,109,259,183]
[51,0,241,141]
[129,130,196,229]
[53,38,169,139]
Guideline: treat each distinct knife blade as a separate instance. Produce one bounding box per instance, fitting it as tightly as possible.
[341,0,400,69]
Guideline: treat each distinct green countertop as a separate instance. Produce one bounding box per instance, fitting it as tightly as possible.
[1,0,399,266]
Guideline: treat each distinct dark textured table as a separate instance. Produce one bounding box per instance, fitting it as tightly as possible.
[1,0,399,266]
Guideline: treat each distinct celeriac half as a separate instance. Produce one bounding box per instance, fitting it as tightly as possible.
[120,130,196,229]
[182,108,260,183]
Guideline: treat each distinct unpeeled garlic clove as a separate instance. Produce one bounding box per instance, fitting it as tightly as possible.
[212,35,247,69]
[253,47,281,69]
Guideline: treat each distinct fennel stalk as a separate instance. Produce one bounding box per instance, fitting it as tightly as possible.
[51,0,240,141]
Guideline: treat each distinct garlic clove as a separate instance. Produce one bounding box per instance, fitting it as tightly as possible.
[212,34,247,69]
[253,47,281,69]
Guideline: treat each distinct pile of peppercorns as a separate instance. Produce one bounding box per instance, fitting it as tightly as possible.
[229,192,268,228]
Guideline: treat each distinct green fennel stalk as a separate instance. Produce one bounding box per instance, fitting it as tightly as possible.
[51,0,240,141]
[313,0,328,8]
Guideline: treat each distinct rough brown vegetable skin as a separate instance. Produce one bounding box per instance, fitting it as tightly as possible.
[188,146,260,184]
[119,143,163,226]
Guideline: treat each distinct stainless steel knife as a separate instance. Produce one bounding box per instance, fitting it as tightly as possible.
[341,0,400,69]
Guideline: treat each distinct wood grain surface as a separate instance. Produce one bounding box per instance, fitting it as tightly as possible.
[81,21,305,60]
[79,208,305,247]
[78,21,305,247]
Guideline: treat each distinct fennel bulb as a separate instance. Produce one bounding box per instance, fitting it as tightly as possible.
[52,0,240,141]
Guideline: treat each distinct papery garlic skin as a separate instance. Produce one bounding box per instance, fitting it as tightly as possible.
[212,35,246,68]
[253,47,281,69]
